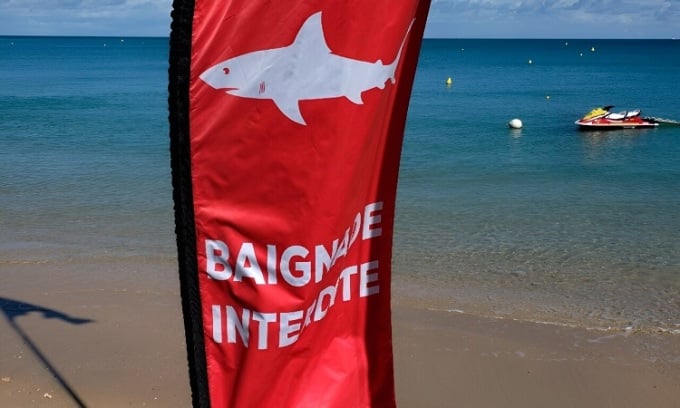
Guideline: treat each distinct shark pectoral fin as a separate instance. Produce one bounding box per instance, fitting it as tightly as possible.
[274,98,307,125]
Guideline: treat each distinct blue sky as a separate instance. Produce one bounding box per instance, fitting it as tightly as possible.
[0,0,678,38]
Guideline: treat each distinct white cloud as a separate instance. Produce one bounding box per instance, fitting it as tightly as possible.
[426,0,680,38]
[0,0,677,37]
[0,0,171,36]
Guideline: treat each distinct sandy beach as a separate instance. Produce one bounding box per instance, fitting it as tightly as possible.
[393,305,680,408]
[1,259,678,408]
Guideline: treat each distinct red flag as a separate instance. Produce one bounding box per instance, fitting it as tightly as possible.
[169,1,430,406]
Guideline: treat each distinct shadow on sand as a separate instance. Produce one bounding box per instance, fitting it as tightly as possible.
[0,297,94,408]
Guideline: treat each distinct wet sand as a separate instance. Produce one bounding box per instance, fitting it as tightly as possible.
[1,260,678,407]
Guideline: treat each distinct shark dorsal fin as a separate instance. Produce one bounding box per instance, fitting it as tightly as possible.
[292,12,331,55]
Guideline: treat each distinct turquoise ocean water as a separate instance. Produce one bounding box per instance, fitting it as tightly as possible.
[1,37,679,333]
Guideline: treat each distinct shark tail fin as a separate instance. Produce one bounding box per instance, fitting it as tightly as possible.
[388,19,415,84]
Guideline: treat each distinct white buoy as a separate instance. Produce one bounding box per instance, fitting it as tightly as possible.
[508,118,523,129]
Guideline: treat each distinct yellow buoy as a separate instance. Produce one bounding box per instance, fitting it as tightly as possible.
[445,77,453,86]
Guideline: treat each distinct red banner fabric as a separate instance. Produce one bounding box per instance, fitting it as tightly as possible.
[185,1,430,406]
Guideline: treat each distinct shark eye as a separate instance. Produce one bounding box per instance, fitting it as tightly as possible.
[222,67,230,75]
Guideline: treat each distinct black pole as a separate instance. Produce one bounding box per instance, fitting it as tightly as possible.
[168,1,211,407]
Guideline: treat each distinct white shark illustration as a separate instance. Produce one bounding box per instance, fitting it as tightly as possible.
[199,12,412,125]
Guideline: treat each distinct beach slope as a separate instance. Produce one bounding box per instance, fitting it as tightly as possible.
[1,261,678,407]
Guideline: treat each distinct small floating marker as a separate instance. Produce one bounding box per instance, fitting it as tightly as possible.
[580,52,583,57]
[528,59,533,64]
[591,46,595,52]
[545,95,551,100]
[445,77,453,86]
[508,118,523,129]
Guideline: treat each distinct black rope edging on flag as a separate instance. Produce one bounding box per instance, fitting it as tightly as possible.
[168,1,211,407]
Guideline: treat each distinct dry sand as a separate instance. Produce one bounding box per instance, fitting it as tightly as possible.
[393,305,680,408]
[1,259,678,407]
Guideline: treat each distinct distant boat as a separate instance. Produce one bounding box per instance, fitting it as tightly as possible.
[575,106,658,130]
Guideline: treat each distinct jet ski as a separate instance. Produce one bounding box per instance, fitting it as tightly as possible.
[575,106,659,130]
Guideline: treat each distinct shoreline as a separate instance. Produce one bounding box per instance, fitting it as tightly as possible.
[1,259,679,407]
[393,283,680,337]
[391,261,680,335]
